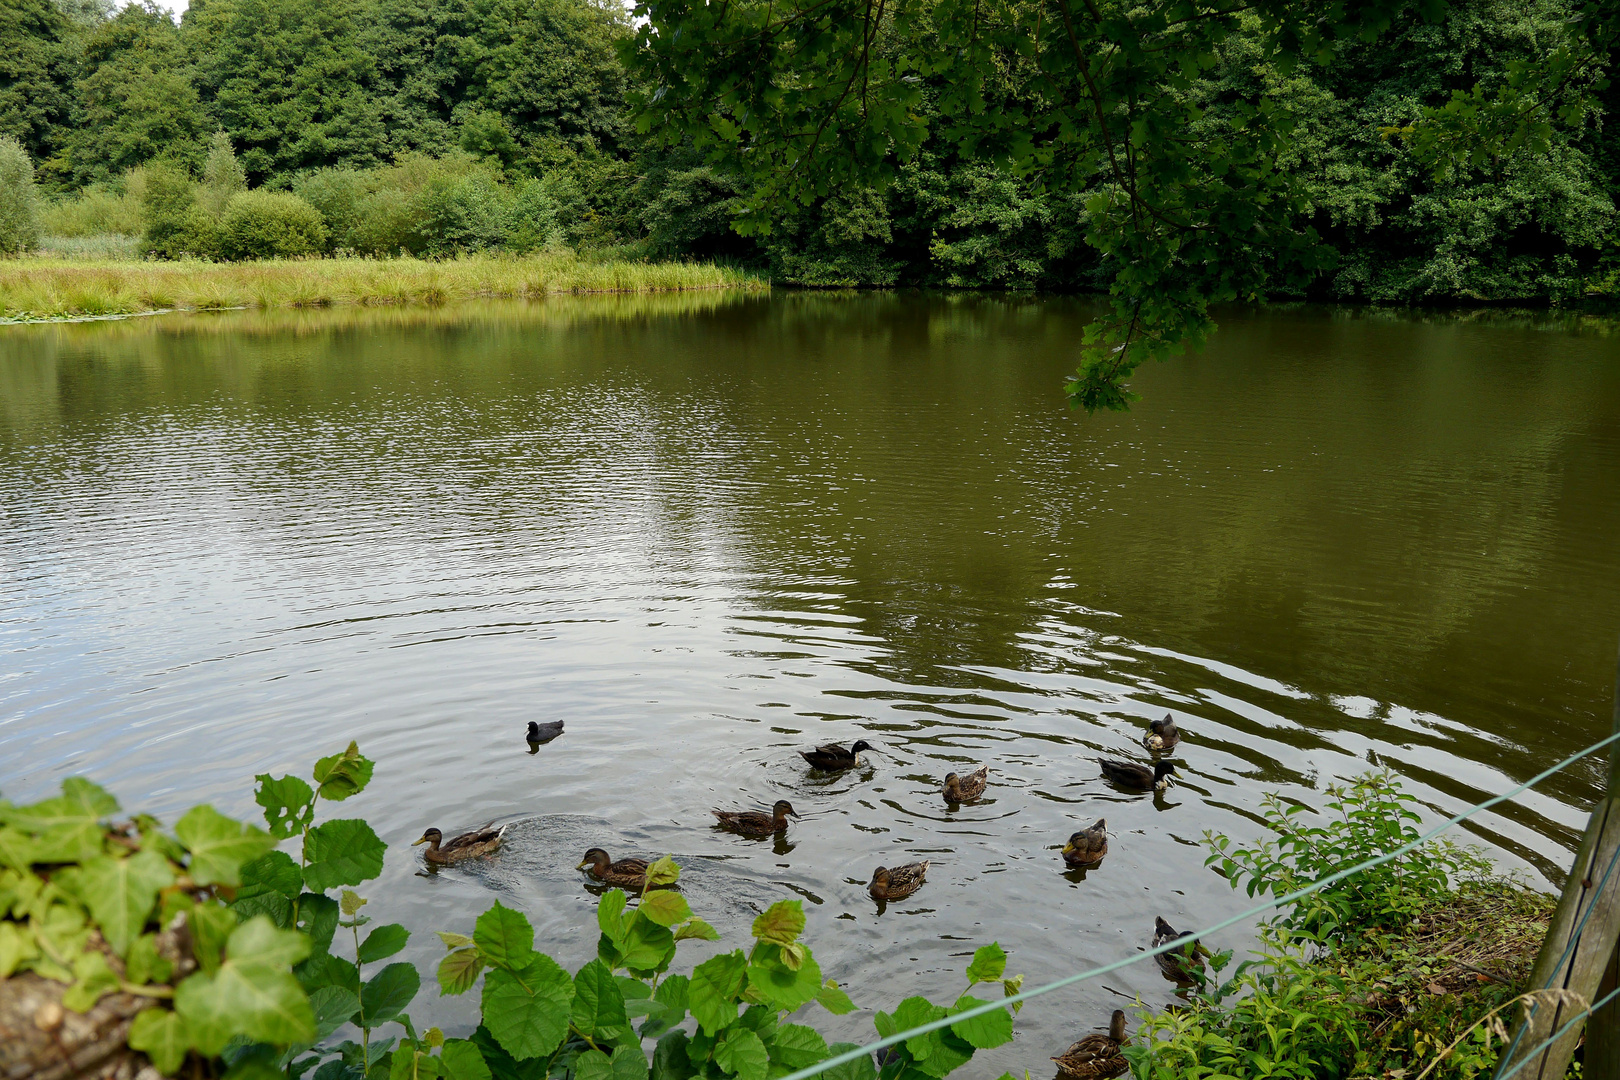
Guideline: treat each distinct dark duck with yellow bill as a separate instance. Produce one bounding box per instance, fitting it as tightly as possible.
[799,740,876,770]
[1098,758,1176,792]
[712,799,799,836]
[1051,1010,1129,1080]
[868,861,929,901]
[576,848,649,889]
[412,823,506,865]
[1062,818,1108,867]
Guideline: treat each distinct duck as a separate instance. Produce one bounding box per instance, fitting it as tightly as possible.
[526,720,564,746]
[576,848,649,890]
[799,740,877,770]
[1152,916,1209,983]
[868,861,929,901]
[1062,818,1108,867]
[1051,1010,1129,1079]
[1098,758,1177,792]
[1144,715,1180,752]
[712,799,799,837]
[942,765,989,803]
[412,823,506,865]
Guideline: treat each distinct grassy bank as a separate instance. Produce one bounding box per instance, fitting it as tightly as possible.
[0,252,766,321]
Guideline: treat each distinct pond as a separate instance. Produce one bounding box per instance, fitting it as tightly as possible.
[3,292,1619,1072]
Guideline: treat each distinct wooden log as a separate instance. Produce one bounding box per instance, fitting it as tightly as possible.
[1589,941,1619,1080]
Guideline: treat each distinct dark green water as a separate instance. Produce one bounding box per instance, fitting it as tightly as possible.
[3,293,1619,1070]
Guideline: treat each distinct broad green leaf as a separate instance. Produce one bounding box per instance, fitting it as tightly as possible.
[713,1029,768,1080]
[638,891,691,928]
[64,949,120,1012]
[572,958,629,1039]
[312,743,375,802]
[480,953,572,1060]
[437,932,474,950]
[309,984,363,1040]
[362,962,421,1025]
[359,924,410,963]
[644,857,681,887]
[893,997,947,1061]
[822,1043,878,1080]
[750,900,805,946]
[473,902,535,969]
[688,951,748,1035]
[297,950,359,996]
[964,944,1005,985]
[1,779,119,862]
[469,1024,547,1080]
[909,1031,974,1079]
[175,806,275,887]
[296,893,340,954]
[638,973,688,1038]
[574,1050,613,1080]
[767,1024,828,1070]
[191,901,239,975]
[125,931,171,985]
[254,774,315,840]
[442,1041,493,1080]
[389,1045,441,1080]
[173,915,315,1055]
[340,890,368,917]
[746,945,822,1012]
[597,890,628,946]
[650,1032,693,1080]
[425,1028,446,1048]
[439,948,483,995]
[129,1008,191,1074]
[620,914,675,974]
[0,920,35,977]
[673,918,719,942]
[302,819,386,891]
[609,1045,648,1080]
[816,980,856,1015]
[947,996,1013,1050]
[66,850,173,956]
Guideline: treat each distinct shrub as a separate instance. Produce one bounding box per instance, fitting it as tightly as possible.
[39,177,145,237]
[0,136,41,255]
[504,178,561,254]
[292,168,367,252]
[409,173,510,256]
[142,160,219,259]
[219,190,327,260]
[198,131,246,218]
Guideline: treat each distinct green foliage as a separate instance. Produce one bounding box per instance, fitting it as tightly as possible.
[219,190,328,260]
[0,0,77,163]
[0,134,40,253]
[141,160,218,258]
[199,131,246,217]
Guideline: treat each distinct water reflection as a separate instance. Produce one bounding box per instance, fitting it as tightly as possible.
[2,293,1618,1074]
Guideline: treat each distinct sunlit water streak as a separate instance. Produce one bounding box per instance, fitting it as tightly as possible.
[3,295,1619,1072]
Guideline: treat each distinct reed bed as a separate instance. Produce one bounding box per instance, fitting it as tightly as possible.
[0,253,766,321]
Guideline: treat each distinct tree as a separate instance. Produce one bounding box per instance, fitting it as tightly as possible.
[0,0,78,164]
[0,133,40,253]
[199,128,245,214]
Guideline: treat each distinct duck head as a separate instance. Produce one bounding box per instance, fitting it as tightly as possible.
[772,800,799,822]
[412,827,443,849]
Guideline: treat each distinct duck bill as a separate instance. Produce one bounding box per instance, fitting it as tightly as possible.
[575,860,590,870]
[1061,843,1075,855]
[411,836,429,846]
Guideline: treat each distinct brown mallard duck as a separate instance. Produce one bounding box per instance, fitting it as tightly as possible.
[576,847,649,889]
[1099,758,1176,792]
[1062,818,1108,867]
[526,720,564,746]
[868,861,929,901]
[412,822,506,865]
[712,799,798,837]
[1051,1010,1129,1080]
[800,740,877,770]
[942,765,989,803]
[1152,916,1209,984]
[1144,715,1180,752]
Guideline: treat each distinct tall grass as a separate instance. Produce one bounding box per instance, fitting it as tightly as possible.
[0,252,767,320]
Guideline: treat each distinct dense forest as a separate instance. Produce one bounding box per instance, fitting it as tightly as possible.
[1,0,1617,299]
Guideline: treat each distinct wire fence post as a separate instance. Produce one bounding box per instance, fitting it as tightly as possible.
[1498,641,1620,1080]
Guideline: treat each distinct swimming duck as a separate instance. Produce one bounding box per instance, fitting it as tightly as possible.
[800,740,877,770]
[1062,818,1108,867]
[1144,715,1180,752]
[412,823,506,865]
[942,765,989,803]
[576,848,649,890]
[1051,1010,1129,1080]
[1098,758,1177,792]
[868,861,929,901]
[527,720,565,745]
[1152,916,1209,983]
[712,800,799,837]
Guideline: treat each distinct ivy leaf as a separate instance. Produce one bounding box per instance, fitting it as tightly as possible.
[644,857,681,888]
[964,944,1005,985]
[361,962,420,1025]
[480,953,572,1060]
[816,980,856,1015]
[191,901,239,975]
[767,1024,828,1070]
[174,915,315,1055]
[439,948,484,996]
[0,921,36,978]
[688,951,748,1035]
[67,850,174,956]
[637,891,691,928]
[129,1008,191,1074]
[572,958,629,1039]
[673,918,719,943]
[63,949,121,1012]
[358,924,410,963]
[821,1043,878,1080]
[474,902,536,969]
[312,743,375,802]
[254,775,315,840]
[746,944,822,1012]
[947,996,1013,1050]
[441,1041,493,1080]
[713,1029,768,1080]
[2,779,120,862]
[126,932,173,986]
[302,819,386,891]
[175,805,275,887]
[750,900,805,946]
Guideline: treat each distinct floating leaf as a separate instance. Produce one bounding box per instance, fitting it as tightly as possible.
[480,953,572,1060]
[254,774,315,840]
[67,850,174,956]
[673,918,719,943]
[312,743,375,802]
[362,962,420,1025]
[816,980,856,1015]
[439,948,484,996]
[129,1008,191,1074]
[750,900,805,946]
[638,891,691,928]
[175,806,275,887]
[688,951,747,1035]
[713,1029,768,1080]
[174,915,315,1055]
[644,857,681,888]
[964,944,1006,985]
[474,902,536,969]
[302,819,386,891]
[572,959,629,1039]
[359,924,409,963]
[948,996,1013,1050]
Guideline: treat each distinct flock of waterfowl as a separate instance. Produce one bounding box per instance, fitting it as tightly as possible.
[411,712,1201,1080]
